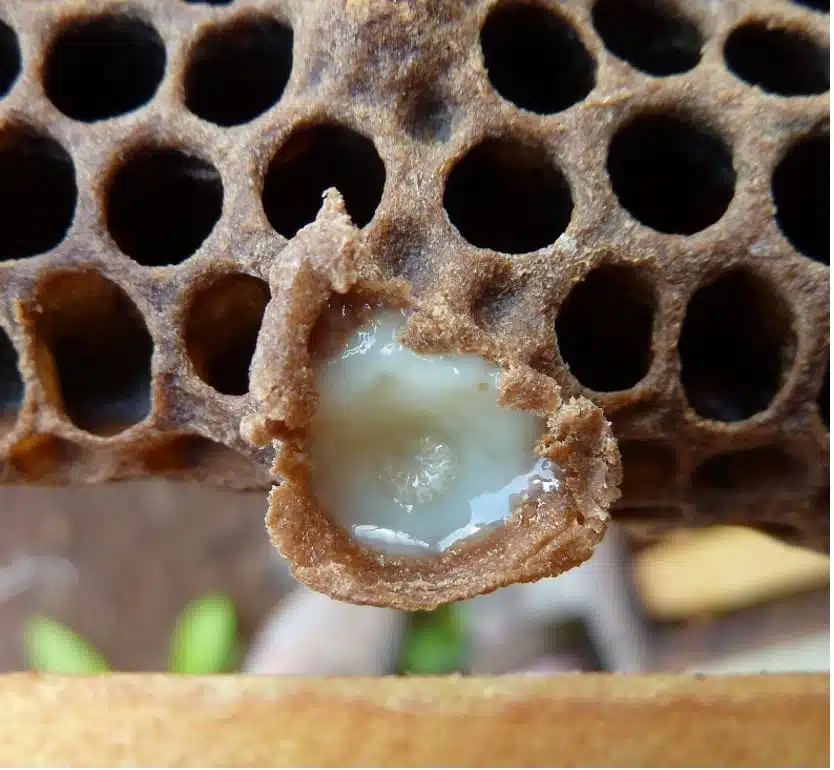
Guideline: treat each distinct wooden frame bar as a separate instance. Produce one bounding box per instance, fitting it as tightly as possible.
[0,673,828,766]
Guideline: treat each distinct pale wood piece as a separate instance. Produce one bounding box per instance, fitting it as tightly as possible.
[0,673,828,767]
[633,526,831,619]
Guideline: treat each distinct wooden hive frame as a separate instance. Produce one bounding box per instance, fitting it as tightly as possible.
[0,673,829,766]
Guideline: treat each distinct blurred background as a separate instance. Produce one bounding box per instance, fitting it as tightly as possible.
[0,480,829,675]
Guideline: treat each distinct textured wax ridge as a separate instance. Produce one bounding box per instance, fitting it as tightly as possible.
[309,311,562,555]
[237,196,619,608]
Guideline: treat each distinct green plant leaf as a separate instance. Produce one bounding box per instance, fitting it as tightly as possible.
[24,616,110,674]
[168,593,238,674]
[398,604,469,675]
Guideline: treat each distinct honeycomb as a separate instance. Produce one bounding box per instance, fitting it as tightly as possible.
[0,0,829,561]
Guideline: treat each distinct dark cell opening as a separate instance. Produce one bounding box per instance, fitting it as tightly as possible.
[692,446,807,497]
[791,0,829,11]
[772,134,829,265]
[444,138,572,253]
[724,23,828,96]
[0,20,21,97]
[43,14,166,122]
[143,435,271,487]
[106,147,223,265]
[182,0,234,5]
[376,221,433,295]
[0,127,77,260]
[607,113,735,234]
[400,89,453,143]
[0,325,23,436]
[618,440,678,500]
[756,521,801,538]
[480,2,595,114]
[749,522,802,544]
[32,271,153,435]
[592,0,703,76]
[556,265,655,391]
[185,274,270,395]
[185,16,292,127]
[262,123,385,237]
[474,281,525,332]
[679,268,796,422]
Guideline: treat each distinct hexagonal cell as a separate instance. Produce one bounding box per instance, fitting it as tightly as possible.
[679,268,796,422]
[723,22,828,96]
[43,14,165,122]
[618,440,678,500]
[0,126,77,260]
[185,16,292,127]
[607,113,735,234]
[106,147,223,266]
[444,137,572,253]
[480,2,595,114]
[399,88,454,144]
[692,446,808,499]
[474,279,526,333]
[0,19,20,98]
[5,435,85,481]
[0,326,23,437]
[772,133,829,265]
[613,506,683,530]
[262,123,385,238]
[142,435,270,487]
[375,220,433,295]
[29,271,153,436]
[592,0,703,76]
[556,265,655,392]
[184,274,270,395]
